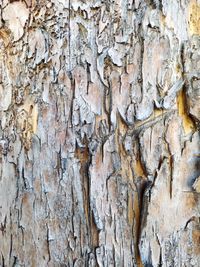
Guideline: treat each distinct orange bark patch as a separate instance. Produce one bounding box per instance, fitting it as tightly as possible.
[134,193,144,267]
[177,89,195,134]
[134,157,146,178]
[0,29,10,47]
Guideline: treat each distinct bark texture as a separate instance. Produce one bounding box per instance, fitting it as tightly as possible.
[0,0,200,266]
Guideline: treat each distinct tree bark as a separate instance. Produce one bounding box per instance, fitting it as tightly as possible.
[0,0,199,266]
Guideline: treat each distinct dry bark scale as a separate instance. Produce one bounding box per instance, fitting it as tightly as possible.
[0,0,199,266]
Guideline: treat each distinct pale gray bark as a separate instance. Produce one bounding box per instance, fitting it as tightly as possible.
[0,0,199,266]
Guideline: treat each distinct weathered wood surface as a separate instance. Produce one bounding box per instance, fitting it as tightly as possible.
[0,0,199,266]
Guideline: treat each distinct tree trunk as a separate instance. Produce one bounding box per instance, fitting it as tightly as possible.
[0,0,199,266]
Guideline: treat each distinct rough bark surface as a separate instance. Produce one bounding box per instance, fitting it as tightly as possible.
[0,0,199,266]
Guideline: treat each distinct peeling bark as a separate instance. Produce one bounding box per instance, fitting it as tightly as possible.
[0,0,199,266]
